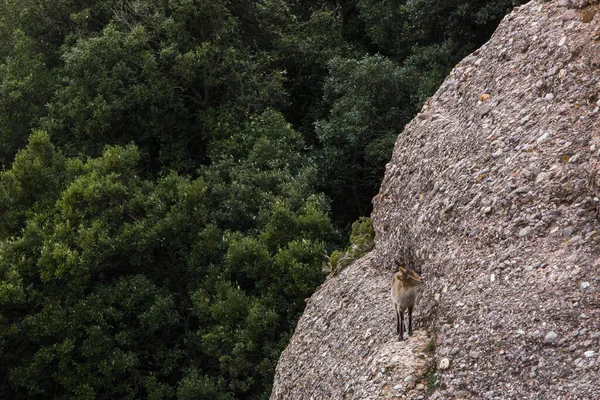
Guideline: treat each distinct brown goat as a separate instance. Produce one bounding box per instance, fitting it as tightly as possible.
[390,265,422,341]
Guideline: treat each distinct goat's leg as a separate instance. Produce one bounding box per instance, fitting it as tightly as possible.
[395,305,400,335]
[398,310,405,341]
[408,306,414,336]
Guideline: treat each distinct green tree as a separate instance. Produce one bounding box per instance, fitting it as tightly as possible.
[0,31,53,167]
[0,131,66,238]
[316,55,408,220]
[0,120,333,398]
[42,1,287,171]
[355,0,526,59]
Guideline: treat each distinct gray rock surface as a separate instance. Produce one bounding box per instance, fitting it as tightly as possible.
[271,1,600,398]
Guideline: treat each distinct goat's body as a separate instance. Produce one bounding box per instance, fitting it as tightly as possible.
[390,269,421,341]
[391,284,418,311]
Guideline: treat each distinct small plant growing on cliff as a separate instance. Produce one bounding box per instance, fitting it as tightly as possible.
[422,331,438,391]
[327,217,375,276]
[424,365,438,392]
[426,336,436,353]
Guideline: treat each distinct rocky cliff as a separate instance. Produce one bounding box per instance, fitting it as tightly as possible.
[271,1,600,398]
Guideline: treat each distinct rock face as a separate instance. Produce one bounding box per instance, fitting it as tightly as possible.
[271,1,600,399]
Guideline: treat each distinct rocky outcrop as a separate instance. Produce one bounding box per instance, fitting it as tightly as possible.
[271,1,600,399]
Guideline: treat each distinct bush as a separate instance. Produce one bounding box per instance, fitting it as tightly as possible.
[327,217,374,276]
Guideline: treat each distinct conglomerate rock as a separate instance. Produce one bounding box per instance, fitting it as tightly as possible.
[272,1,600,398]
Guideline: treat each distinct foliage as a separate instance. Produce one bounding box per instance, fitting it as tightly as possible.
[423,362,438,392]
[0,31,53,167]
[0,126,331,399]
[328,217,374,276]
[355,0,526,59]
[316,55,408,219]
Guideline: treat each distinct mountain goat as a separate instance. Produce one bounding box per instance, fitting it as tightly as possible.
[390,264,422,341]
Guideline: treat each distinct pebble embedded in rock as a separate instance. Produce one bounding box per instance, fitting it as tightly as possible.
[535,172,552,184]
[545,331,559,343]
[562,10,578,21]
[479,104,492,116]
[439,358,451,370]
[499,252,510,262]
[562,9,578,20]
[513,186,530,194]
[537,131,550,145]
[519,226,532,237]
[404,375,414,382]
[568,153,581,164]
[581,9,596,23]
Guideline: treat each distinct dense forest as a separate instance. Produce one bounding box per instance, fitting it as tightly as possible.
[0,1,525,398]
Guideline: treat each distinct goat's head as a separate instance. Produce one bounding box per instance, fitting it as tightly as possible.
[395,260,422,283]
